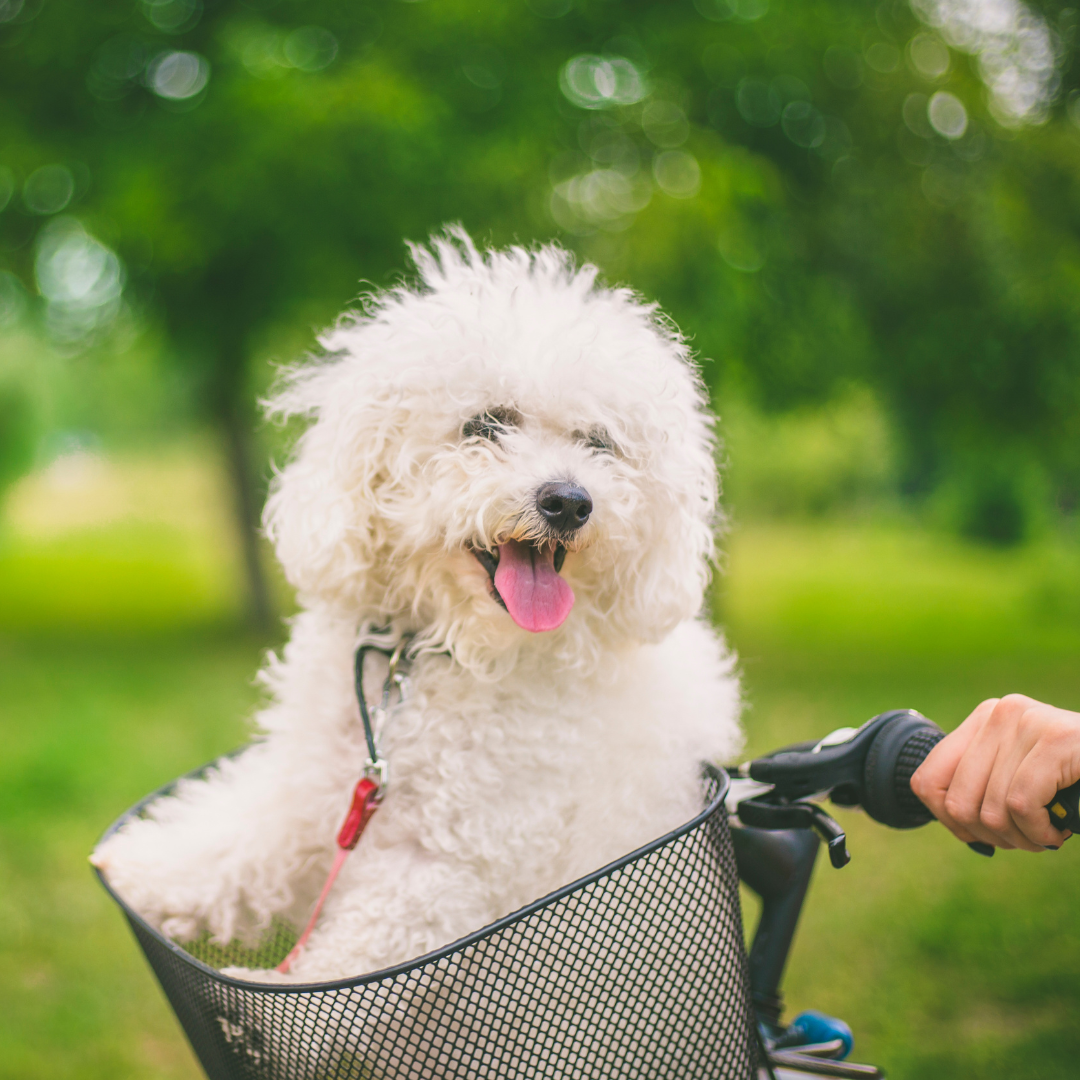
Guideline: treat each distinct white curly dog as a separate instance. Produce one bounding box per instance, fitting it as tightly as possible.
[93,229,742,984]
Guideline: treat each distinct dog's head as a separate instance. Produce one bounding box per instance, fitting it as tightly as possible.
[265,229,719,675]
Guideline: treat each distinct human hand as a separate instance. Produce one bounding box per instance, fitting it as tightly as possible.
[910,695,1080,851]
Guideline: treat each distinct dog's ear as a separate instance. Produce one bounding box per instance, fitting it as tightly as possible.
[636,446,719,638]
[612,375,720,642]
[263,360,390,609]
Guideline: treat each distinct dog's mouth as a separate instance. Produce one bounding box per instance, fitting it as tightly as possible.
[471,541,573,633]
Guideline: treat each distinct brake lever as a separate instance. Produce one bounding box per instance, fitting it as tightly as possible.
[737,795,851,868]
[807,803,851,868]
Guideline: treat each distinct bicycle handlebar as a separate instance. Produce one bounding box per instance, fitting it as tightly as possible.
[743,708,1080,841]
[747,709,940,829]
[733,710,1079,1054]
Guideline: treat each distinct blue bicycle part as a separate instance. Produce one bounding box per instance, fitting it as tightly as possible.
[777,1010,854,1060]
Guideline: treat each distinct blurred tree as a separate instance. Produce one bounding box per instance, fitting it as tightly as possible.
[0,381,35,512]
[3,0,1080,610]
[575,0,1080,542]
[0,0,548,622]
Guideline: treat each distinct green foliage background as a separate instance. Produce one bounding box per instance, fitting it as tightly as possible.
[5,0,1080,559]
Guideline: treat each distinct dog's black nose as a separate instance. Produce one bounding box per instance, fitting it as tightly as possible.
[536,482,592,532]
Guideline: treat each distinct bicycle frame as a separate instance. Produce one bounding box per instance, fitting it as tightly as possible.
[732,823,820,1034]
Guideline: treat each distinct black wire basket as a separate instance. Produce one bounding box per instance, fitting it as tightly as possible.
[96,763,760,1080]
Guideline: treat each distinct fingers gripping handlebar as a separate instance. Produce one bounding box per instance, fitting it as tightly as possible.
[735,709,1080,866]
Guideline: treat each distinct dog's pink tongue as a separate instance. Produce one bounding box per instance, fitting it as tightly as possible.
[494,540,575,632]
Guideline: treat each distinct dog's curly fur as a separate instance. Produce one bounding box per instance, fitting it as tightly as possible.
[92,228,742,984]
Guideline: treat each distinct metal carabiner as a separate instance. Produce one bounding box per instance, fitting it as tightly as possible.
[359,635,414,797]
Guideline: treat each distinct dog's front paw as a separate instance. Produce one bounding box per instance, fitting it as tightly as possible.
[92,831,166,910]
[92,827,223,942]
[89,838,120,875]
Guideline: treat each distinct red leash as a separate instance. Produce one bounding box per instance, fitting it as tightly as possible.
[276,777,382,974]
[276,638,411,975]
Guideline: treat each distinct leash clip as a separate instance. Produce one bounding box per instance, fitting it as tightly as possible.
[363,756,388,795]
[355,634,413,799]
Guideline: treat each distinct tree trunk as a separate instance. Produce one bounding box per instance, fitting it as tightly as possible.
[221,407,274,631]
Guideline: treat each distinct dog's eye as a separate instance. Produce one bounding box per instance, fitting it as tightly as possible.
[463,407,520,442]
[574,426,617,454]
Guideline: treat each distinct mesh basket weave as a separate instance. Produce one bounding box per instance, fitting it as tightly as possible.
[96,764,759,1080]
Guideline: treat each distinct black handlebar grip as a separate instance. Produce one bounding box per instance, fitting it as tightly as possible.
[862,713,945,829]
[1046,780,1080,833]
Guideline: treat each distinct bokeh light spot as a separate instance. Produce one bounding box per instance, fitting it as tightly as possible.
[23,165,74,216]
[284,27,339,73]
[909,32,951,79]
[653,150,701,198]
[237,28,288,79]
[912,0,1056,125]
[928,91,968,138]
[560,55,646,109]
[148,51,210,100]
[0,0,24,22]
[550,168,652,234]
[642,101,689,148]
[34,218,125,342]
[865,41,901,73]
[36,220,123,306]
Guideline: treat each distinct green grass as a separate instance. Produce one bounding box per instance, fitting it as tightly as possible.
[1,511,1078,1078]
[724,521,1080,1077]
[0,632,263,1080]
[0,529,240,634]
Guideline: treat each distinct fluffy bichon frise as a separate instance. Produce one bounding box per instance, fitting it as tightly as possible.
[93,228,742,984]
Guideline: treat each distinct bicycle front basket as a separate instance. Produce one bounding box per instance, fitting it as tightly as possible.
[96,764,759,1080]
